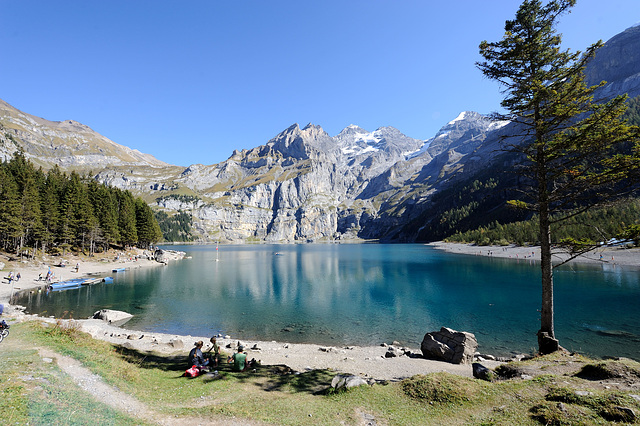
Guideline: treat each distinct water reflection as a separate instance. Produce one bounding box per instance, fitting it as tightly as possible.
[14,244,640,360]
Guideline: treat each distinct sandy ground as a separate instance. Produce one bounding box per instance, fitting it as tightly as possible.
[7,241,636,382]
[0,248,168,303]
[429,241,640,268]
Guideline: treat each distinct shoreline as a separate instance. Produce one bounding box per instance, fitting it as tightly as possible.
[1,245,505,381]
[3,241,639,380]
[428,241,640,268]
[0,247,184,304]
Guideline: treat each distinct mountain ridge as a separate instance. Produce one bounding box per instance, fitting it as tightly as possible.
[2,24,639,243]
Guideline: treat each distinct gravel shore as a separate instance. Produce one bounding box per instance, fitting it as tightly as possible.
[428,241,640,267]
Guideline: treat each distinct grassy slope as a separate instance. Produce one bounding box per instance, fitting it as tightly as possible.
[2,320,640,425]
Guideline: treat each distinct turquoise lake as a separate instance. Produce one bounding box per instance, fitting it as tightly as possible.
[15,244,640,360]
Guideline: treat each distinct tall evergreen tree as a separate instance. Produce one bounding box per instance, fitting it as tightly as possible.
[39,166,63,253]
[477,0,640,353]
[117,189,138,247]
[88,181,120,251]
[0,165,22,251]
[135,197,162,248]
[18,167,44,256]
[59,172,84,245]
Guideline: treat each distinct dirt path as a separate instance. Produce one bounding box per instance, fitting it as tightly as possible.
[31,346,261,425]
[37,348,162,422]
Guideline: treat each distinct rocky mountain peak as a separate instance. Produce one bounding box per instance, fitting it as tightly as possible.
[586,24,640,85]
[335,124,423,159]
[55,119,93,133]
[263,122,335,161]
[337,124,368,137]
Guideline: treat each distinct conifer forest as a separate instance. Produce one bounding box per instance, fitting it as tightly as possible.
[0,153,162,257]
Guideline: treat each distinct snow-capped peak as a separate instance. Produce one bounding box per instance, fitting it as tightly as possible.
[336,125,383,156]
[448,111,471,125]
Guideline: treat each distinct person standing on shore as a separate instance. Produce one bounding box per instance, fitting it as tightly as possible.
[207,336,220,367]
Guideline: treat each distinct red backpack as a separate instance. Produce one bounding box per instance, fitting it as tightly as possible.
[184,365,201,378]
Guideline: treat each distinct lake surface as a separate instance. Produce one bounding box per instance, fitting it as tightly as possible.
[15,244,640,360]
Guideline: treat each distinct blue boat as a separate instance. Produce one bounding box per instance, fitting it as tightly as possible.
[48,278,86,291]
[103,277,114,283]
[112,268,126,273]
[49,284,83,292]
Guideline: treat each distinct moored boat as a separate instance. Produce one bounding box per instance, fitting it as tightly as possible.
[81,278,103,285]
[48,278,86,291]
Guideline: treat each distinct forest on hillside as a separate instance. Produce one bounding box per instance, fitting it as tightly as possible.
[0,153,162,257]
[445,198,640,246]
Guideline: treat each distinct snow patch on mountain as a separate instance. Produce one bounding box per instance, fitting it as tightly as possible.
[337,125,383,156]
[448,111,470,125]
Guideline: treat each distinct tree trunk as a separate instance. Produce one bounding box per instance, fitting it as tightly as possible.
[536,139,559,355]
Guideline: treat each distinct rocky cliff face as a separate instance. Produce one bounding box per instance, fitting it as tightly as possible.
[586,24,640,100]
[145,114,511,243]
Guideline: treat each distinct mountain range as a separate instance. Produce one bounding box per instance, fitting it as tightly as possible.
[2,24,639,243]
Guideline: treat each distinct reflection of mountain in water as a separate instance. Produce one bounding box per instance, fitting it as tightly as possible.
[13,244,640,360]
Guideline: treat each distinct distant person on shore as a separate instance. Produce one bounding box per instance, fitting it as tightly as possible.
[207,336,220,367]
[188,341,210,370]
[228,345,253,371]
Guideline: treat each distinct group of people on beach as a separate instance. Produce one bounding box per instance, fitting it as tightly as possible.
[4,271,21,282]
[187,337,255,374]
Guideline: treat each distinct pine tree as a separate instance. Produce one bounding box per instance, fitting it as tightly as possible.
[18,167,44,257]
[88,181,120,251]
[117,189,138,247]
[477,0,640,354]
[135,197,162,248]
[0,165,22,251]
[40,166,63,253]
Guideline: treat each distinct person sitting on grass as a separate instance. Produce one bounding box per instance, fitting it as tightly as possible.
[188,341,210,370]
[228,345,248,371]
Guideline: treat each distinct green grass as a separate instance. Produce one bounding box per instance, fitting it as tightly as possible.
[0,323,145,425]
[4,320,640,425]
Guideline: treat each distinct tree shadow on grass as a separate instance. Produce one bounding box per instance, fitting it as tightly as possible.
[113,345,187,374]
[111,346,336,392]
[256,364,335,395]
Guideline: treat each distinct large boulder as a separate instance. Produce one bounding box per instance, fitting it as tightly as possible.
[92,309,133,327]
[331,374,369,390]
[421,327,478,364]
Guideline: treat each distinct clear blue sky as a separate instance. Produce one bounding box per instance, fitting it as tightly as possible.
[2,1,639,167]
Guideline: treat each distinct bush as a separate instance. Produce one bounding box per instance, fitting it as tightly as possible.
[401,373,482,405]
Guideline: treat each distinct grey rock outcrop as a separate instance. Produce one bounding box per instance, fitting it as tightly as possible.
[472,362,495,381]
[331,374,369,390]
[92,309,133,327]
[421,327,478,364]
[585,24,640,100]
